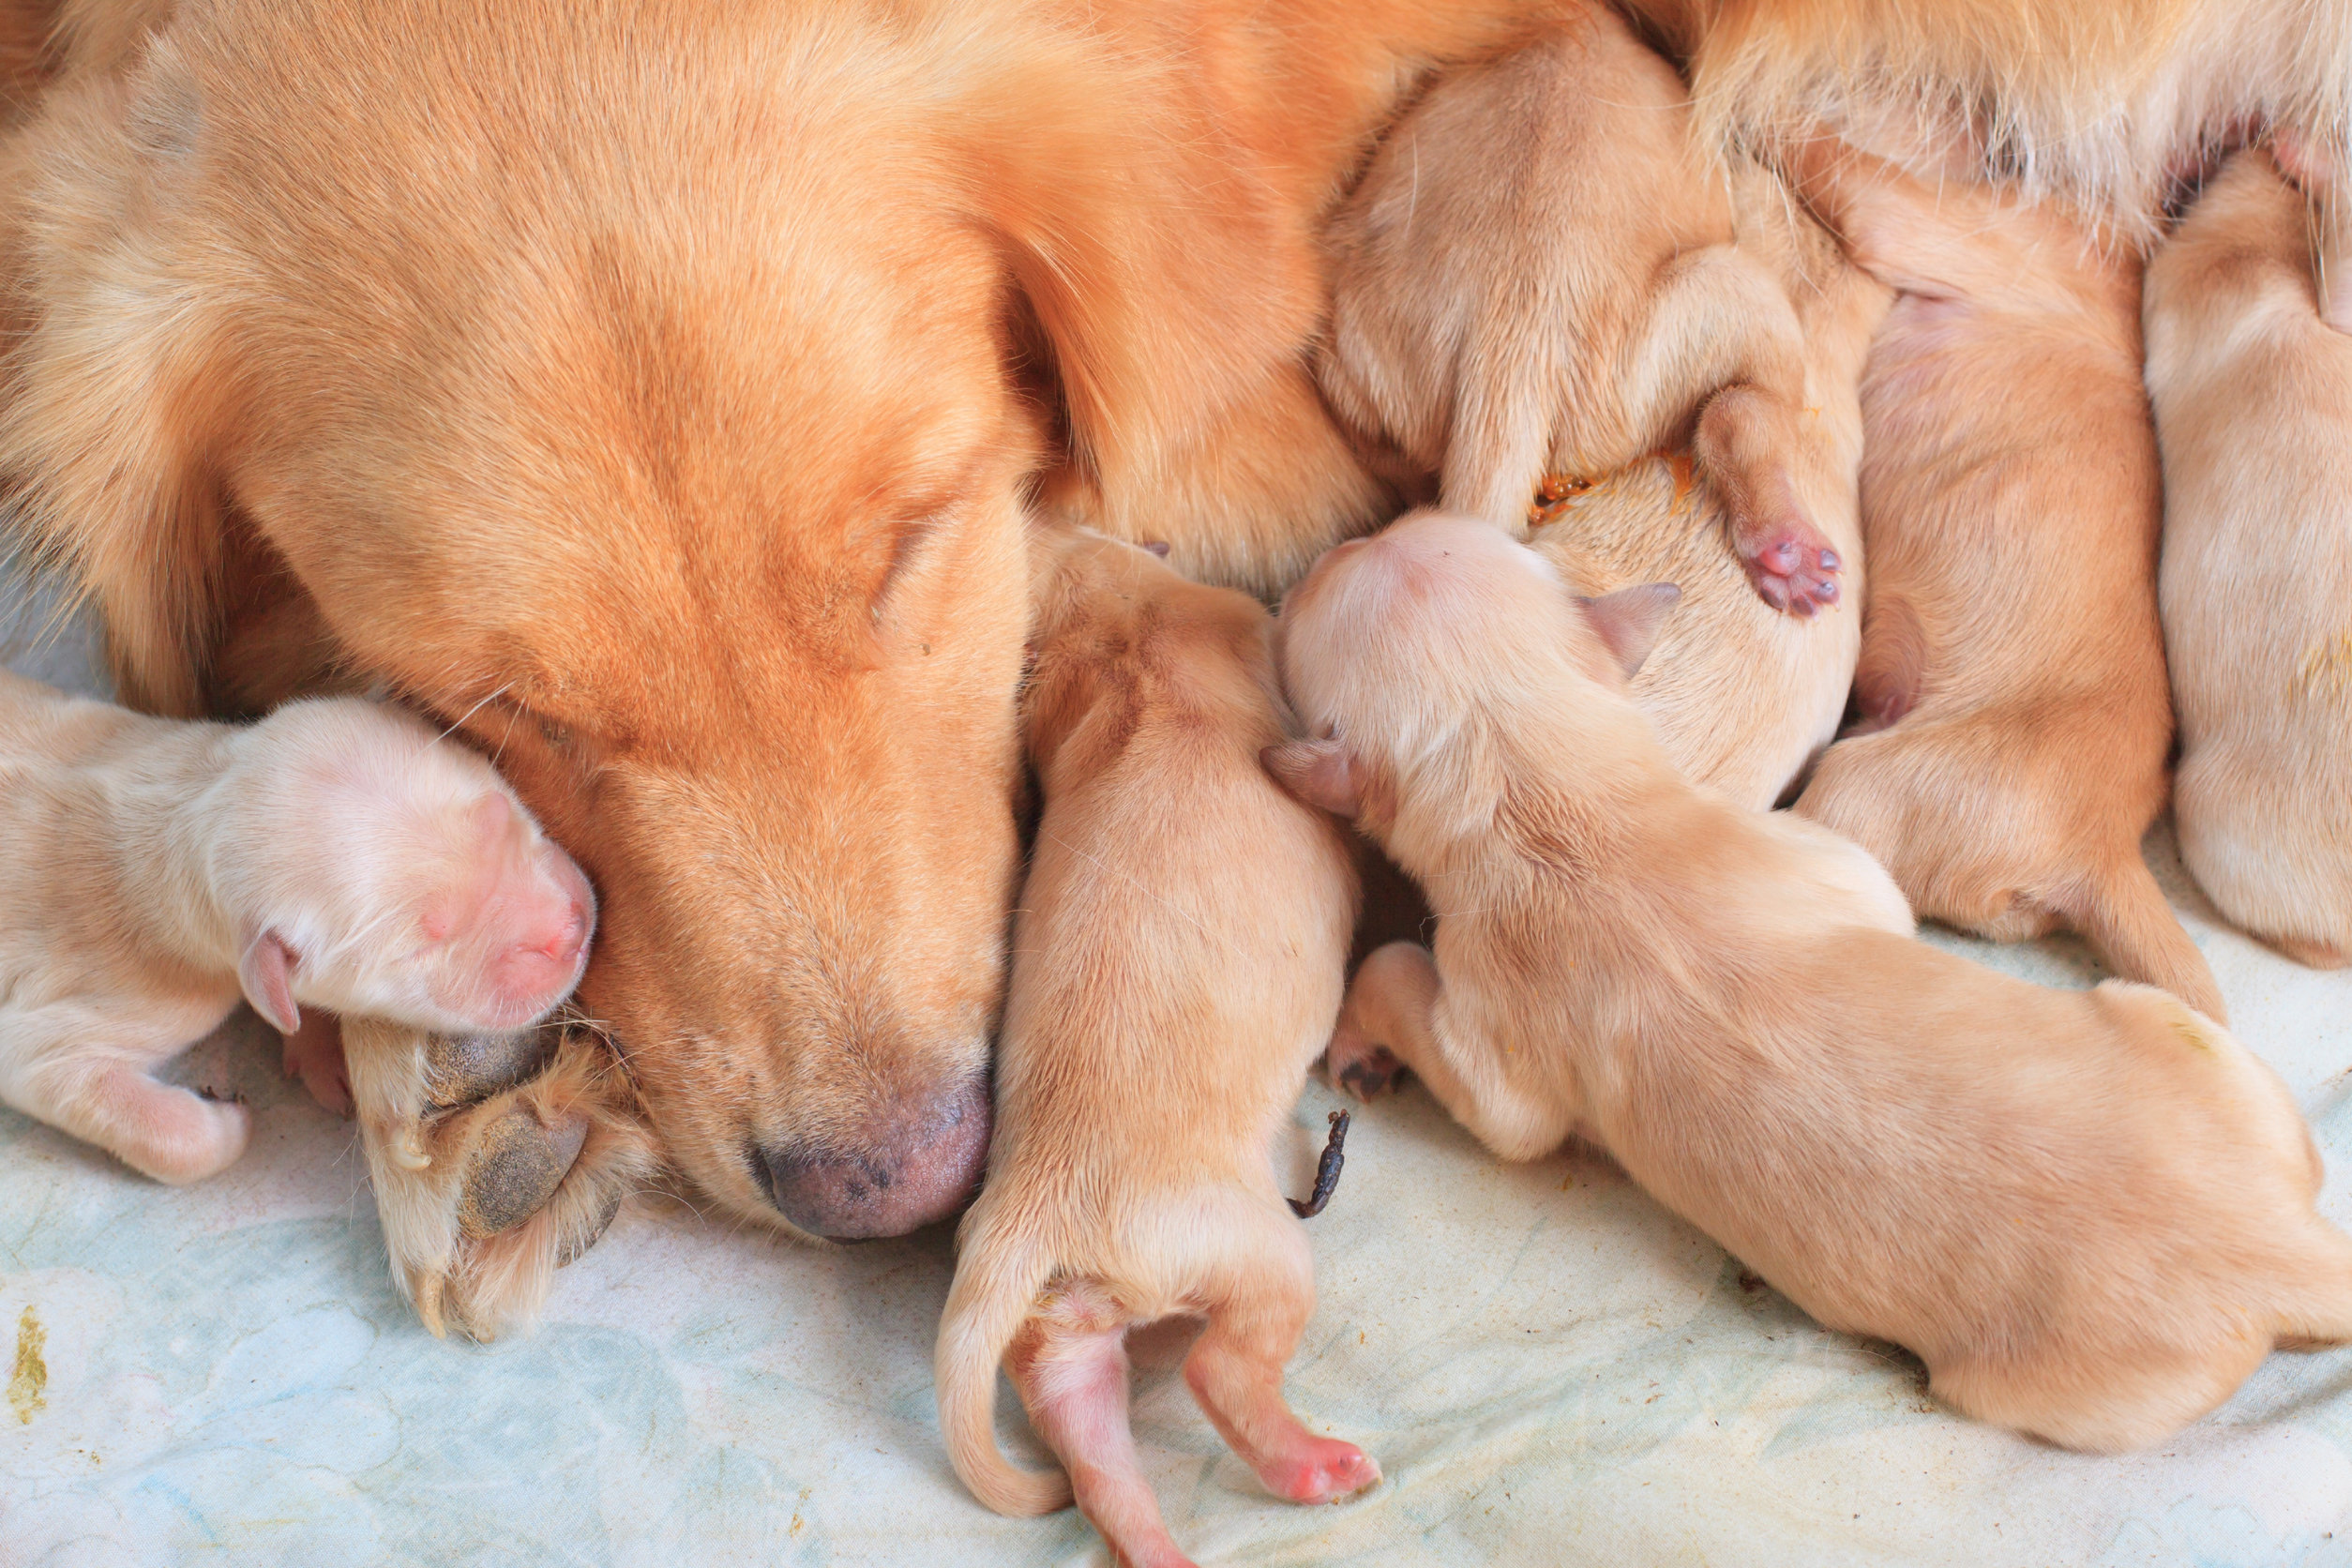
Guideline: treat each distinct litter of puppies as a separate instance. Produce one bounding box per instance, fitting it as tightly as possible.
[0,0,2347,1562]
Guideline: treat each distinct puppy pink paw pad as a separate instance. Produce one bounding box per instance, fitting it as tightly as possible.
[1268,1440,1382,1504]
[1741,530,1841,617]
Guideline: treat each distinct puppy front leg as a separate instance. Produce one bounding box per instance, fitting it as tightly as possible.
[1,1005,249,1184]
[1328,942,1576,1161]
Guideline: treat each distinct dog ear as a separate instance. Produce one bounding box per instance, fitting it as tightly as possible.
[238,929,303,1035]
[1576,583,1681,678]
[0,58,234,717]
[962,45,1319,498]
[1263,738,1364,818]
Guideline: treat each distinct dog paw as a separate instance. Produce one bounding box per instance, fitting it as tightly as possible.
[344,1018,657,1340]
[1324,1030,1407,1101]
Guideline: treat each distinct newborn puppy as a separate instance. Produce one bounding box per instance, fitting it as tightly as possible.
[936,528,1365,1568]
[1270,511,2352,1455]
[0,671,595,1182]
[2144,149,2352,968]
[1320,3,1845,614]
[1780,139,2225,1022]
[1523,185,1891,807]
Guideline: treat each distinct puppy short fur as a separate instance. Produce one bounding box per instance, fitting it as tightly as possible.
[2144,148,2352,968]
[1780,139,2224,1022]
[1270,511,2352,1455]
[0,671,593,1182]
[1320,4,1850,615]
[935,528,1364,1568]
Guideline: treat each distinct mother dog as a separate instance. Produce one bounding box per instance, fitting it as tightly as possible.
[0,0,1563,1243]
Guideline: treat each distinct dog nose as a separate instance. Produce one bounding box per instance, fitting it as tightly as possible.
[756,1073,992,1240]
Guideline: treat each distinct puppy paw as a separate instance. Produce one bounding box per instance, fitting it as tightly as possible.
[1265,1440,1382,1505]
[1324,1030,1407,1101]
[1739,525,1841,617]
[344,1018,657,1340]
[1694,385,1842,616]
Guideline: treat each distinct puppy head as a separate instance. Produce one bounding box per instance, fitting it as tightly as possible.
[223,701,595,1037]
[1267,511,1677,828]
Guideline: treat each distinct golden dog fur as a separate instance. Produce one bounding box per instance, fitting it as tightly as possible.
[2145,149,2352,969]
[1780,138,2224,1022]
[0,0,1571,1240]
[1271,511,2352,1455]
[1320,2,1847,615]
[936,529,1363,1568]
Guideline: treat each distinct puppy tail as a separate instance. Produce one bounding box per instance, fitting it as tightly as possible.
[2069,858,2227,1026]
[934,1229,1073,1517]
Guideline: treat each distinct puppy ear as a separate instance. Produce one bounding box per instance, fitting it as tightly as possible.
[238,930,303,1035]
[1263,739,1364,818]
[1576,583,1681,677]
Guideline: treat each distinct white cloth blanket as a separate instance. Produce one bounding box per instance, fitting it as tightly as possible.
[4,563,2349,1567]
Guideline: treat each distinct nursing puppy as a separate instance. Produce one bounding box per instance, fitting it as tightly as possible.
[0,672,594,1183]
[936,529,1364,1568]
[1781,140,2224,1022]
[1320,3,1848,615]
[1270,511,2352,1455]
[2145,149,2352,968]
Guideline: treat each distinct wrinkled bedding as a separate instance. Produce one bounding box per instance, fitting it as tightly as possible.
[5,566,2350,1567]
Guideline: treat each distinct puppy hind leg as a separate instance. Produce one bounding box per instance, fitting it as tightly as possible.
[1695,384,1841,614]
[1182,1210,1379,1507]
[1619,246,1838,613]
[1009,1298,1195,1568]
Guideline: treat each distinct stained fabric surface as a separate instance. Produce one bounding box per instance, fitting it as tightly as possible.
[5,562,2350,1568]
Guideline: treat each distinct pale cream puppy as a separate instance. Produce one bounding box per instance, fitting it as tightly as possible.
[1779,138,2225,1023]
[2145,148,2352,968]
[936,528,1365,1568]
[1268,511,2352,1455]
[1320,1,1848,614]
[0,671,595,1183]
